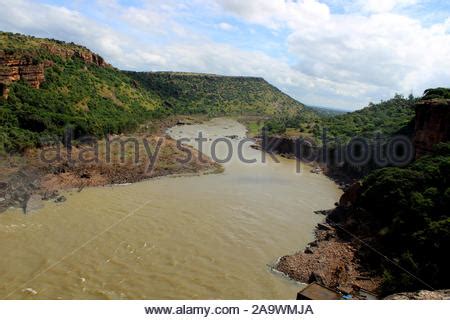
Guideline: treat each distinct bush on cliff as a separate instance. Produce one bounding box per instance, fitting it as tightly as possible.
[422,88,450,100]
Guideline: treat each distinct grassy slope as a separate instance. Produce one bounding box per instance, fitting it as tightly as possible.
[126,71,316,117]
[0,32,165,152]
[1,32,318,152]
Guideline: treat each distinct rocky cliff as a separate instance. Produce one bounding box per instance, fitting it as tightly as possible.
[39,43,108,67]
[414,98,450,157]
[0,43,108,99]
[261,136,297,155]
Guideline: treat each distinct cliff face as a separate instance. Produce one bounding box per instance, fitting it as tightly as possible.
[413,99,450,157]
[0,54,45,97]
[261,136,297,155]
[0,44,108,99]
[39,43,108,67]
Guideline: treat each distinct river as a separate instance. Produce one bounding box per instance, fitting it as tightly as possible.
[0,118,341,299]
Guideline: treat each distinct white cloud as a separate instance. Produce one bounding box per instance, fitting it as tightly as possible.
[211,0,450,107]
[0,0,128,63]
[210,0,286,28]
[0,0,449,109]
[356,0,419,13]
[216,22,236,31]
[211,0,330,29]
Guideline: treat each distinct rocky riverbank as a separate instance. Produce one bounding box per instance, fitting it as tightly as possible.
[253,134,381,296]
[0,116,221,214]
[275,180,449,299]
[275,181,384,297]
[276,218,382,297]
[384,289,450,300]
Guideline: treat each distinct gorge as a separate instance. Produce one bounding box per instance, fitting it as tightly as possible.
[1,31,449,300]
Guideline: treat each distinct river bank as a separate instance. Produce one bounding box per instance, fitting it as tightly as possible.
[253,135,383,297]
[275,213,383,298]
[0,115,221,214]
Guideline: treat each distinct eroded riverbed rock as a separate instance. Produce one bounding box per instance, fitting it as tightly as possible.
[276,227,382,294]
[339,182,362,207]
[384,289,450,300]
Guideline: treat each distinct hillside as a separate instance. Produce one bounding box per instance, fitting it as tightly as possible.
[276,93,450,297]
[319,94,417,140]
[352,142,450,294]
[308,105,348,117]
[0,32,165,152]
[0,32,317,153]
[126,71,316,118]
[262,93,417,140]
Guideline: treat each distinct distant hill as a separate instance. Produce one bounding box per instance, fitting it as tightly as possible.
[308,105,348,117]
[318,94,417,140]
[126,71,315,117]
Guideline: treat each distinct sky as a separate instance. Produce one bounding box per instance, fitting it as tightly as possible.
[0,0,449,110]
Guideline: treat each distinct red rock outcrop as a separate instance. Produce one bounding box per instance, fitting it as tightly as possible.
[39,43,109,67]
[413,99,450,157]
[0,54,44,98]
[0,45,109,99]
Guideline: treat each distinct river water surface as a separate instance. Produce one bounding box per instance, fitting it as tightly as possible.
[0,118,341,299]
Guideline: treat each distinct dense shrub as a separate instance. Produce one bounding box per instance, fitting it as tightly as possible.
[356,143,450,294]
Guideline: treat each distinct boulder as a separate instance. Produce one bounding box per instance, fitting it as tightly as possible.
[339,182,362,207]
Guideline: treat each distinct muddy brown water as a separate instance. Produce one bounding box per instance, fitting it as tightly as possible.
[0,118,341,299]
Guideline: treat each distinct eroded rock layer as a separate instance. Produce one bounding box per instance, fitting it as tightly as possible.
[414,99,450,157]
[0,44,108,98]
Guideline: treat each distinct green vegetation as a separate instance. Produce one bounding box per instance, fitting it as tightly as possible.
[0,32,166,152]
[2,32,317,153]
[354,142,450,294]
[319,94,417,141]
[235,116,267,138]
[263,104,320,137]
[1,32,449,296]
[422,87,450,100]
[126,71,316,118]
[1,32,321,153]
[308,105,347,117]
[263,94,416,140]
[1,31,93,53]
[0,61,165,151]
